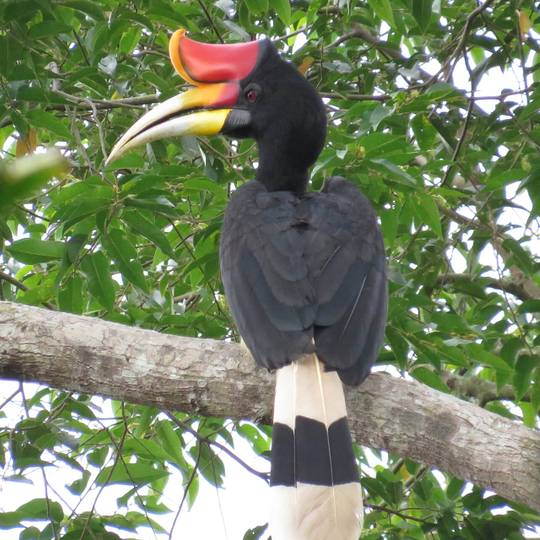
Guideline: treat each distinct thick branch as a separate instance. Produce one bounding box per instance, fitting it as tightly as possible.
[0,301,538,512]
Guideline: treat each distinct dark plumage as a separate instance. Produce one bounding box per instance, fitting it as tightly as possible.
[220,176,387,385]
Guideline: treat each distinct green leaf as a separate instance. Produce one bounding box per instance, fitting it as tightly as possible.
[57,274,84,314]
[25,110,71,140]
[104,153,145,170]
[518,300,540,314]
[466,344,512,375]
[62,0,105,19]
[380,206,399,247]
[485,168,526,191]
[270,0,291,25]
[366,0,395,27]
[20,526,41,540]
[236,423,270,455]
[80,252,116,310]
[95,463,168,486]
[28,21,72,39]
[244,0,268,15]
[413,193,443,237]
[243,524,268,540]
[122,438,171,463]
[86,446,109,467]
[155,420,187,470]
[412,0,432,31]
[124,195,179,218]
[412,367,450,393]
[191,444,224,487]
[501,238,536,275]
[519,401,536,428]
[119,27,142,55]
[513,355,538,401]
[184,472,199,509]
[17,498,63,522]
[122,210,174,257]
[533,52,540,83]
[0,511,23,529]
[370,158,418,187]
[103,229,148,292]
[447,478,465,499]
[7,238,65,264]
[532,369,540,414]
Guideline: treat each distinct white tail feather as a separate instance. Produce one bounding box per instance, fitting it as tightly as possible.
[270,355,363,540]
[313,355,338,525]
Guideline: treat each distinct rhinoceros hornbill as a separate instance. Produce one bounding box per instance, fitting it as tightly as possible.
[107,29,387,540]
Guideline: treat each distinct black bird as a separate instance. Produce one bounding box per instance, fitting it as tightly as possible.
[107,29,387,540]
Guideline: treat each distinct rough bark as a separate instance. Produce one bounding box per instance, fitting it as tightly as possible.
[0,301,539,512]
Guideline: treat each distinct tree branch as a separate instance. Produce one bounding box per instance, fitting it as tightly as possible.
[319,92,390,102]
[442,372,531,407]
[0,301,538,512]
[434,272,533,302]
[437,205,540,300]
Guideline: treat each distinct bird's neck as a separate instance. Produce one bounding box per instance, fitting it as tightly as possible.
[256,140,309,194]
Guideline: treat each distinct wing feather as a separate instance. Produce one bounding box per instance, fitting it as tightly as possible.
[220,177,387,385]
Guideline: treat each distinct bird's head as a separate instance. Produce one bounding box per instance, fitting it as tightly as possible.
[107,30,326,192]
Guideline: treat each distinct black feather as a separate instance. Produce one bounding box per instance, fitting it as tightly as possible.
[220,176,387,385]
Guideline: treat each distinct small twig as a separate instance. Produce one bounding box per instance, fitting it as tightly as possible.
[164,411,270,483]
[0,270,28,291]
[438,202,540,298]
[365,503,436,525]
[169,444,202,539]
[53,89,160,110]
[15,204,51,222]
[452,0,498,65]
[79,426,129,540]
[317,6,342,16]
[72,31,90,66]
[273,25,313,43]
[441,54,476,187]
[425,0,499,87]
[404,465,429,491]
[19,384,60,539]
[83,97,108,163]
[319,91,390,102]
[433,272,532,302]
[0,387,21,410]
[196,0,223,43]
[132,48,170,60]
[68,105,94,174]
[506,106,540,152]
[0,269,56,310]
[468,88,533,100]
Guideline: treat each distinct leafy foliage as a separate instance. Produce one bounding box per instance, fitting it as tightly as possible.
[1,0,539,538]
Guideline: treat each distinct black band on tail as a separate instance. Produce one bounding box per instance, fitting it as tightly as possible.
[271,416,359,487]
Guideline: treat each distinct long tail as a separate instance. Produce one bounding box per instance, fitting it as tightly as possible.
[269,355,363,540]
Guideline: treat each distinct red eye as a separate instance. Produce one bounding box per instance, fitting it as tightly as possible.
[246,89,258,103]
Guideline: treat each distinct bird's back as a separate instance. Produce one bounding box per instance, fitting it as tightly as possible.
[220,176,387,386]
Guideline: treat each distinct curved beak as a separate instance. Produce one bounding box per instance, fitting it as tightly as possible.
[106,29,263,165]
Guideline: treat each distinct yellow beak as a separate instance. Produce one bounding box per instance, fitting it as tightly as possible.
[105,84,237,165]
